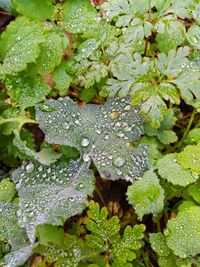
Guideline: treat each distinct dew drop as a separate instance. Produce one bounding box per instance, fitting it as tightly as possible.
[109,111,120,120]
[63,122,70,130]
[81,137,90,147]
[25,162,35,174]
[112,157,125,167]
[68,197,75,203]
[124,105,131,111]
[83,153,90,162]
[104,134,110,140]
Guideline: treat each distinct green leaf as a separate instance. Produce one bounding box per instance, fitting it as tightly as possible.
[52,62,73,96]
[169,0,198,19]
[12,159,95,242]
[5,69,51,110]
[63,0,97,34]
[12,0,54,21]
[37,224,64,246]
[155,18,185,53]
[149,233,171,257]
[102,0,149,27]
[85,201,145,266]
[188,128,200,143]
[165,206,200,257]
[186,25,200,49]
[127,170,165,220]
[0,178,15,202]
[79,87,97,103]
[0,17,46,75]
[176,144,200,174]
[157,154,199,186]
[37,31,68,74]
[188,183,200,204]
[34,235,82,267]
[36,97,148,181]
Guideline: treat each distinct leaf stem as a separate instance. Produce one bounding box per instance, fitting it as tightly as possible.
[175,109,196,151]
[95,186,105,206]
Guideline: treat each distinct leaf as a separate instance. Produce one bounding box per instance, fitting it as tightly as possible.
[12,159,95,242]
[12,0,54,21]
[155,18,185,53]
[34,235,82,267]
[36,97,148,181]
[169,0,198,19]
[149,233,171,257]
[165,206,200,257]
[52,62,73,96]
[101,0,149,27]
[5,69,51,110]
[0,179,15,202]
[0,17,46,75]
[188,183,200,204]
[37,224,64,246]
[127,170,165,220]
[156,47,190,77]
[63,0,97,34]
[186,25,200,49]
[176,144,200,175]
[188,128,200,143]
[37,31,68,74]
[0,203,28,249]
[85,201,145,266]
[157,154,199,186]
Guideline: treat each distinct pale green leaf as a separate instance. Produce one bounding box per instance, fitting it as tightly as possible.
[157,154,199,186]
[12,159,95,242]
[0,0,16,14]
[36,97,148,181]
[155,18,185,53]
[149,233,171,257]
[127,170,165,219]
[176,144,200,174]
[188,183,200,204]
[0,17,46,75]
[169,0,198,19]
[63,0,97,33]
[165,206,200,257]
[186,25,200,49]
[12,0,54,21]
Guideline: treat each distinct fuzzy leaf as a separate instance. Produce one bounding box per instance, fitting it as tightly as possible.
[157,154,199,186]
[0,17,46,75]
[12,160,95,242]
[127,170,164,219]
[169,0,198,19]
[186,25,200,49]
[5,70,51,110]
[37,31,68,74]
[36,97,148,181]
[12,0,54,21]
[176,144,200,175]
[63,0,97,34]
[165,206,200,257]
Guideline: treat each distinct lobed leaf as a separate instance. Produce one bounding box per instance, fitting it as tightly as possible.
[36,97,148,181]
[127,170,164,219]
[12,159,95,242]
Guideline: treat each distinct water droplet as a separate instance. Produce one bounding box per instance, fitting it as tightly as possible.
[25,162,35,174]
[63,122,70,130]
[83,153,90,162]
[113,157,125,167]
[78,183,84,189]
[124,105,131,111]
[81,137,90,147]
[104,134,109,140]
[109,111,120,119]
[117,170,122,175]
[68,197,75,203]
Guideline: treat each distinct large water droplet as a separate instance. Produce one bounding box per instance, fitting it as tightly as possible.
[109,111,120,120]
[25,162,35,174]
[112,157,125,167]
[81,137,90,147]
[83,153,90,162]
[104,134,109,140]
[63,122,70,130]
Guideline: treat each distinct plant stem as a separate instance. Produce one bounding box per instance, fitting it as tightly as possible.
[95,186,105,206]
[175,109,196,151]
